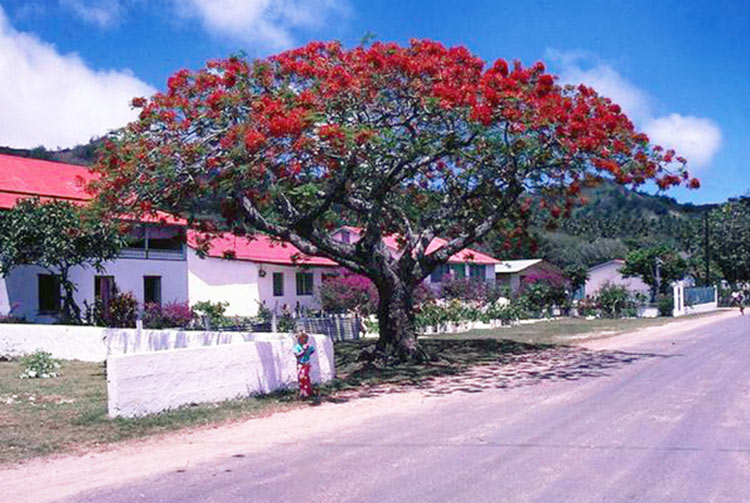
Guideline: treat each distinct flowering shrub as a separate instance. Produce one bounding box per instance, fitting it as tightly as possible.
[319,272,378,315]
[143,301,194,329]
[19,350,61,379]
[93,291,138,328]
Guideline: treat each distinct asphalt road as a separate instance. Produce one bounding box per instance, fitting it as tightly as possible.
[65,314,750,503]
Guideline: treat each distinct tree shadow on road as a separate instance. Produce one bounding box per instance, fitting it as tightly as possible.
[321,339,679,403]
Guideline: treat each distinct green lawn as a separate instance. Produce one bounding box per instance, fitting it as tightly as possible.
[0,313,719,466]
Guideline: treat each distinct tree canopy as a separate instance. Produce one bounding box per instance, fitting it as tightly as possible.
[0,199,126,322]
[621,244,688,296]
[91,40,696,361]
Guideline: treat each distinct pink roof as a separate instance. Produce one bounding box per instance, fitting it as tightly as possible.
[187,231,338,267]
[338,226,501,265]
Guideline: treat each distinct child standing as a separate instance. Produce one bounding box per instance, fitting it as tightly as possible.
[293,331,316,398]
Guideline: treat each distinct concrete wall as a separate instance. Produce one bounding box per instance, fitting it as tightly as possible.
[187,249,331,316]
[0,257,189,322]
[107,333,335,417]
[0,323,261,361]
[585,261,650,297]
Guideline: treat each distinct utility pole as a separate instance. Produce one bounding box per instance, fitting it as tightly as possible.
[704,211,710,286]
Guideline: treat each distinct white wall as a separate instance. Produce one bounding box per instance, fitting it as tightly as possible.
[585,262,650,297]
[188,250,261,316]
[188,249,331,316]
[107,333,335,417]
[0,323,259,361]
[0,257,189,322]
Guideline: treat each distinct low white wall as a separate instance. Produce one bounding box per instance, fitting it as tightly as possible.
[107,333,334,417]
[1,323,264,361]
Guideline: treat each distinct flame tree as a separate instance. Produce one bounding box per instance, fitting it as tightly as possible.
[91,40,697,362]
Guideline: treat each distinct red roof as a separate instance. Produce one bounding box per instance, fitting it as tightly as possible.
[0,154,94,208]
[187,231,338,267]
[338,226,501,265]
[0,153,185,225]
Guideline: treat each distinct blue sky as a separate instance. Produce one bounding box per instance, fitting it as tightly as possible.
[0,0,747,204]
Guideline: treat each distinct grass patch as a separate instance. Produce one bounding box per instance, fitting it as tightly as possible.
[451,312,720,345]
[0,360,298,466]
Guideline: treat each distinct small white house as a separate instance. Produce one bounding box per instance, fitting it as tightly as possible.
[585,259,650,297]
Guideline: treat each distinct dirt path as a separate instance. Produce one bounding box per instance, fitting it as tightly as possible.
[0,310,738,503]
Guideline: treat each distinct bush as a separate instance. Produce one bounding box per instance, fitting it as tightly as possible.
[596,283,636,318]
[19,350,61,379]
[143,301,194,329]
[277,309,297,332]
[319,272,378,315]
[192,300,230,329]
[517,280,567,318]
[103,291,138,328]
[657,294,674,317]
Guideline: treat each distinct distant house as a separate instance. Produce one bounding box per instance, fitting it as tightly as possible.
[494,259,564,295]
[331,226,500,288]
[585,259,650,297]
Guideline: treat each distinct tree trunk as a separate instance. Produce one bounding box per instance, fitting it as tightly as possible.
[373,277,429,363]
[59,271,81,324]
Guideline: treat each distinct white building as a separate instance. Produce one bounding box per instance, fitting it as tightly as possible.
[0,155,333,322]
[187,232,337,317]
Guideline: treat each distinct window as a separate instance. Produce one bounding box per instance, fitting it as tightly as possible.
[296,272,314,296]
[430,264,450,283]
[273,272,284,297]
[38,274,60,313]
[469,265,486,280]
[144,276,162,305]
[94,276,115,313]
[450,264,466,279]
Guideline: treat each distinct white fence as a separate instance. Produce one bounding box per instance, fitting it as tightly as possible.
[108,333,334,417]
[673,282,718,317]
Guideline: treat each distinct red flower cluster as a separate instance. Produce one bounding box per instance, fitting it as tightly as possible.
[92,39,698,232]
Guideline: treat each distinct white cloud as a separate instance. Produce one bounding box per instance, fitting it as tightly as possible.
[0,6,155,149]
[59,0,123,28]
[546,49,722,171]
[177,0,348,49]
[644,114,722,169]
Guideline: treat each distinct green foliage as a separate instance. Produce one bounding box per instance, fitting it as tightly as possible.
[19,350,61,379]
[192,300,230,329]
[657,293,674,317]
[87,291,138,328]
[517,280,567,318]
[277,310,297,332]
[595,283,638,318]
[0,199,126,322]
[563,264,589,293]
[694,196,750,286]
[621,244,687,295]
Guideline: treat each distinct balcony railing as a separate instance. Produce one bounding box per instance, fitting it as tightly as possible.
[119,246,186,261]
